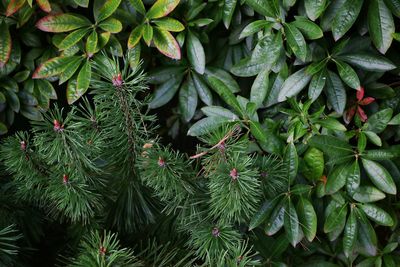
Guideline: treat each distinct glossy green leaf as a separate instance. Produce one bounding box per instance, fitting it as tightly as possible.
[187,116,231,136]
[127,25,144,49]
[324,203,347,233]
[96,0,121,22]
[332,0,364,41]
[277,68,312,102]
[359,203,393,226]
[187,31,205,74]
[143,24,153,46]
[305,0,327,21]
[240,20,272,38]
[352,186,386,203]
[58,28,89,50]
[325,70,346,114]
[192,72,213,105]
[368,0,395,54]
[205,67,240,93]
[67,60,91,104]
[244,0,274,17]
[326,163,348,194]
[366,108,393,133]
[265,199,285,236]
[338,53,396,71]
[0,22,12,68]
[33,56,78,79]
[361,158,396,195]
[388,113,400,125]
[297,197,317,242]
[179,77,198,122]
[250,70,269,108]
[250,121,267,144]
[384,0,400,17]
[317,117,347,131]
[149,76,182,109]
[357,214,378,256]
[292,16,323,40]
[249,197,281,230]
[346,160,360,195]
[343,207,358,258]
[308,69,326,101]
[128,0,145,15]
[201,106,238,120]
[284,142,298,182]
[335,60,360,89]
[59,56,84,84]
[36,14,90,32]
[284,23,307,61]
[206,76,241,114]
[308,135,353,157]
[154,17,184,32]
[302,147,324,181]
[153,28,181,59]
[146,0,180,19]
[86,31,98,56]
[231,57,269,77]
[98,18,123,33]
[222,0,237,28]
[250,32,282,70]
[364,131,382,146]
[284,199,300,247]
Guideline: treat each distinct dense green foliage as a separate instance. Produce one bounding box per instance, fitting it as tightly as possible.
[1,0,400,266]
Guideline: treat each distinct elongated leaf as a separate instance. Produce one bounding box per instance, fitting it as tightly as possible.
[250,121,267,144]
[146,0,179,19]
[205,67,240,93]
[192,72,212,105]
[326,164,348,194]
[366,108,393,133]
[36,0,51,12]
[240,20,272,38]
[284,23,307,61]
[308,135,353,157]
[59,57,83,84]
[68,60,91,104]
[128,26,144,49]
[143,24,153,46]
[36,14,90,32]
[58,28,89,50]
[98,18,123,33]
[187,116,231,136]
[6,0,26,17]
[320,0,346,31]
[86,31,98,56]
[154,17,184,32]
[352,186,386,203]
[33,56,78,79]
[251,32,282,69]
[249,197,281,230]
[0,22,12,68]
[361,158,396,195]
[201,106,238,120]
[292,16,323,40]
[302,147,324,181]
[325,70,346,114]
[332,0,364,41]
[368,0,394,54]
[338,53,396,71]
[206,76,241,114]
[384,0,400,17]
[284,142,298,182]
[250,70,269,108]
[357,215,377,256]
[179,77,198,122]
[278,68,312,102]
[346,160,360,194]
[153,28,181,59]
[297,197,317,242]
[343,207,358,258]
[245,0,274,17]
[284,199,300,247]
[308,69,326,101]
[187,31,205,74]
[231,57,269,77]
[147,66,185,84]
[265,200,285,235]
[359,203,393,226]
[324,204,347,233]
[335,60,360,89]
[128,0,145,15]
[149,76,182,108]
[96,0,121,22]
[222,0,237,28]
[305,0,327,20]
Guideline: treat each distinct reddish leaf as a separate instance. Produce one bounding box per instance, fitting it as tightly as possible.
[0,22,12,68]
[6,0,26,16]
[153,28,181,59]
[344,106,356,124]
[357,106,368,122]
[36,0,51,12]
[359,97,375,106]
[356,86,364,101]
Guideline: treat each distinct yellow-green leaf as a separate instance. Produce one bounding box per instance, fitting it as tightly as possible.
[36,13,90,32]
[154,17,184,32]
[98,18,123,33]
[127,24,144,49]
[96,0,121,22]
[146,0,180,19]
[0,22,12,68]
[152,28,181,59]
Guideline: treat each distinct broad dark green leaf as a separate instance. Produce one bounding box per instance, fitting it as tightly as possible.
[250,121,267,144]
[326,163,348,194]
[368,0,395,54]
[357,215,378,256]
[187,31,205,74]
[187,116,231,136]
[320,0,346,31]
[296,197,317,242]
[284,142,298,182]
[366,108,393,133]
[205,67,240,93]
[308,135,353,157]
[265,199,285,235]
[352,186,386,203]
[277,68,312,102]
[343,207,358,258]
[324,203,347,234]
[222,0,237,28]
[179,77,198,122]
[316,117,347,131]
[335,60,360,89]
[146,0,179,19]
[250,70,269,108]
[201,106,238,120]
[302,147,324,181]
[324,70,346,114]
[338,53,396,71]
[67,60,91,104]
[192,72,213,105]
[206,76,242,114]
[359,203,394,226]
[147,66,185,84]
[384,0,400,18]
[361,158,396,195]
[284,23,307,61]
[308,69,326,101]
[128,0,146,15]
[249,197,281,230]
[332,0,364,41]
[58,28,89,50]
[244,0,274,17]
[346,160,360,195]
[239,20,272,38]
[231,57,269,77]
[86,31,98,56]
[292,16,323,40]
[149,76,182,108]
[250,32,282,71]
[305,0,327,21]
[284,199,300,247]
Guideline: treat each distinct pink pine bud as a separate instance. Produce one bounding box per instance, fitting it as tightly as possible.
[53,120,64,132]
[230,168,238,181]
[99,246,106,256]
[158,157,166,167]
[63,174,69,184]
[212,227,220,237]
[112,73,123,87]
[20,141,26,151]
